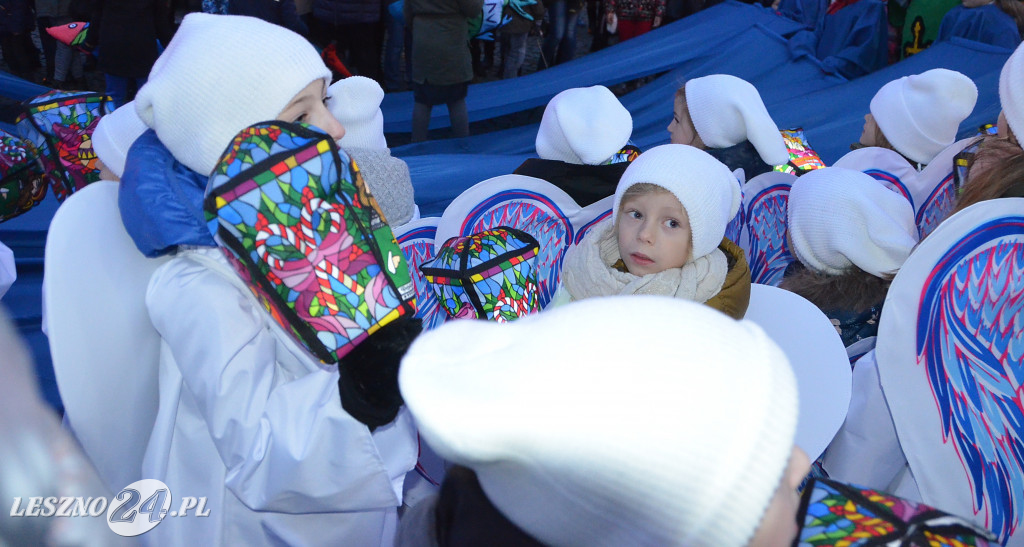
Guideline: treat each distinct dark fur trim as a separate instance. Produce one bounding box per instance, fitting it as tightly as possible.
[337,317,423,430]
[779,262,891,313]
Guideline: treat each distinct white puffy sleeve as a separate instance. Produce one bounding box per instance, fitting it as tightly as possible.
[146,252,406,513]
[820,350,908,490]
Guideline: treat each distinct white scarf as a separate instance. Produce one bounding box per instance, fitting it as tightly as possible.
[561,220,727,303]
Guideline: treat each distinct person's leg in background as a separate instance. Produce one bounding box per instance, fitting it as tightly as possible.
[540,0,566,69]
[383,0,405,91]
[555,5,580,64]
[501,32,527,78]
[36,16,57,85]
[104,74,129,108]
[447,96,468,138]
[411,101,432,142]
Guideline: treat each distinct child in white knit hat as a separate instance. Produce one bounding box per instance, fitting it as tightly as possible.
[854,68,978,168]
[780,167,919,350]
[550,144,751,319]
[668,74,790,181]
[514,85,639,206]
[102,13,417,547]
[396,296,810,547]
[327,75,419,226]
[90,100,148,182]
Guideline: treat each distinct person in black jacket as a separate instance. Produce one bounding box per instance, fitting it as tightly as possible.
[312,0,384,82]
[84,0,175,107]
[514,85,637,206]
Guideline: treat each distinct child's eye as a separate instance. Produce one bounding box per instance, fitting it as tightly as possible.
[666,219,680,229]
[628,210,642,220]
[322,95,331,106]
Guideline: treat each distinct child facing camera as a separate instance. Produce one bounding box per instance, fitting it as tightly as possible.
[550,144,751,319]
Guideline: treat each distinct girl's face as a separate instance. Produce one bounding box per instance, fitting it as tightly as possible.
[668,96,703,148]
[277,79,346,141]
[859,113,879,147]
[616,190,692,276]
[749,446,811,547]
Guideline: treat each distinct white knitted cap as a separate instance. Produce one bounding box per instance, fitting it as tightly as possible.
[614,144,741,259]
[135,13,331,175]
[999,41,1024,142]
[92,100,148,179]
[788,167,919,277]
[400,295,798,547]
[684,75,789,166]
[327,76,388,150]
[870,68,978,165]
[535,86,633,165]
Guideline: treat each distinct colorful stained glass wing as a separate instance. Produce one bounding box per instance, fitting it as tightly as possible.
[16,90,112,201]
[206,121,416,363]
[421,227,540,322]
[774,128,826,175]
[797,478,997,546]
[0,128,48,222]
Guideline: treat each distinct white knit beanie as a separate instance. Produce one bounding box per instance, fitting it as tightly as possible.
[400,295,798,547]
[614,144,741,259]
[999,41,1024,142]
[91,100,148,179]
[327,76,388,150]
[684,75,789,166]
[535,86,633,165]
[870,68,978,165]
[134,13,331,175]
[788,167,919,277]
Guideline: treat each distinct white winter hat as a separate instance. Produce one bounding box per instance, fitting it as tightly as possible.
[870,68,978,165]
[327,76,388,150]
[614,144,741,259]
[135,13,331,175]
[685,75,789,166]
[535,86,633,165]
[788,167,919,277]
[92,100,148,179]
[400,295,798,547]
[999,42,1024,142]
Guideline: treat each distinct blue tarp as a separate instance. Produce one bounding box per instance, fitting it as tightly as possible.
[380,1,805,133]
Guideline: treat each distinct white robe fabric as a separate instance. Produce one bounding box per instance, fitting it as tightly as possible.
[141,247,417,546]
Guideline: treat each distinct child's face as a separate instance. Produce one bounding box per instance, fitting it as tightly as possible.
[277,79,346,142]
[858,113,879,147]
[749,446,811,547]
[617,190,692,276]
[668,96,703,148]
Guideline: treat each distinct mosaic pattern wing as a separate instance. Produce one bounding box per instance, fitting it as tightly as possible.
[394,218,446,330]
[797,478,997,546]
[0,128,48,222]
[421,227,540,322]
[437,176,580,309]
[206,121,416,363]
[15,90,112,201]
[774,128,826,176]
[743,172,796,286]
